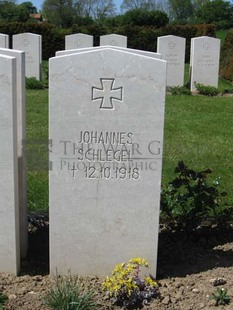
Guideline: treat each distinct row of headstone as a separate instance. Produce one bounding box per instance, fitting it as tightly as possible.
[0,32,42,80]
[49,36,220,275]
[1,31,220,89]
[157,35,220,90]
[65,33,127,49]
[0,33,221,277]
[0,48,27,275]
[65,33,221,90]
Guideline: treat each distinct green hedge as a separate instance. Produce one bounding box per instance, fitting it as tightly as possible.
[0,21,215,61]
[120,24,215,62]
[0,21,66,59]
[220,29,233,81]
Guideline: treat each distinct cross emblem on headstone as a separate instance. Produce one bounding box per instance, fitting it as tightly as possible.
[110,40,118,46]
[76,40,83,48]
[92,78,123,110]
[22,39,29,47]
[71,164,78,178]
[202,42,211,50]
[168,41,176,49]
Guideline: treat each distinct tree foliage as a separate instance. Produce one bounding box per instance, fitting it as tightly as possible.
[120,0,169,12]
[75,0,116,19]
[168,0,194,23]
[42,0,116,27]
[19,1,37,14]
[119,8,169,27]
[42,0,74,27]
[0,0,35,22]
[195,0,233,29]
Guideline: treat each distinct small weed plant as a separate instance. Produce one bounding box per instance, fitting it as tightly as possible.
[211,287,230,306]
[195,83,219,96]
[102,257,159,309]
[169,86,192,96]
[0,293,7,310]
[26,77,45,89]
[44,273,96,310]
[161,161,232,231]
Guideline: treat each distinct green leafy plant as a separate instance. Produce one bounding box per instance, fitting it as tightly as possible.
[0,293,8,310]
[195,83,219,96]
[221,88,233,95]
[26,77,45,90]
[169,86,192,96]
[102,257,159,309]
[160,161,232,231]
[44,273,96,310]
[211,287,230,306]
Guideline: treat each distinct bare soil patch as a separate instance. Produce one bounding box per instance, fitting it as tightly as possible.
[1,216,233,309]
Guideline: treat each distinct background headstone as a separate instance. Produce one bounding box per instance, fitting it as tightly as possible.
[190,36,221,91]
[100,34,127,47]
[49,48,166,276]
[0,48,27,258]
[0,34,9,48]
[13,33,42,80]
[157,35,186,87]
[65,33,93,49]
[0,54,20,274]
[56,46,162,59]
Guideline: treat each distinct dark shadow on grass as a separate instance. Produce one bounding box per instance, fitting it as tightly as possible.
[20,213,49,276]
[19,214,233,278]
[157,225,233,279]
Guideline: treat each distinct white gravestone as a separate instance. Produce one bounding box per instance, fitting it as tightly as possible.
[0,54,20,274]
[56,46,162,59]
[49,48,166,276]
[65,33,93,49]
[0,48,27,258]
[13,33,42,80]
[100,34,127,47]
[190,36,220,91]
[0,34,9,48]
[157,35,186,87]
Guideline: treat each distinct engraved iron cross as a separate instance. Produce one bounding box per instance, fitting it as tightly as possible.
[202,42,211,50]
[168,41,176,49]
[22,39,29,47]
[92,78,123,110]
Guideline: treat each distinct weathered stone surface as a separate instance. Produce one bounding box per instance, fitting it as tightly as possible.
[65,33,93,49]
[157,35,186,87]
[49,48,166,276]
[0,48,27,258]
[56,46,161,59]
[0,34,9,48]
[190,36,220,91]
[13,33,42,80]
[100,34,127,47]
[0,54,20,274]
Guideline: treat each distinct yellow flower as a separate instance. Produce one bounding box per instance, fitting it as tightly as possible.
[102,257,156,300]
[129,257,149,268]
[144,276,158,287]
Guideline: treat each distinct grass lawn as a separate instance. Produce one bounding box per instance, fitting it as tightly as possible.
[26,89,48,211]
[26,81,233,211]
[163,94,233,200]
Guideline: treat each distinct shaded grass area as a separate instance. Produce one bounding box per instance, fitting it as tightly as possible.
[216,29,229,45]
[26,87,233,211]
[26,90,48,212]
